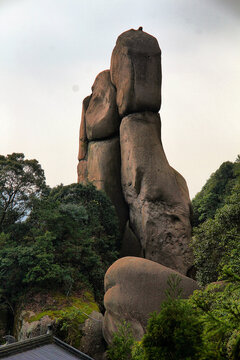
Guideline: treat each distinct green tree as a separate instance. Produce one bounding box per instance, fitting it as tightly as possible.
[141,299,203,360]
[192,159,239,227]
[0,153,46,232]
[192,181,240,285]
[107,322,135,360]
[135,271,240,360]
[189,271,240,360]
[0,183,119,306]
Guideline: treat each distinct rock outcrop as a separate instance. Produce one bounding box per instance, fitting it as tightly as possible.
[103,257,199,344]
[77,28,192,275]
[13,290,103,358]
[80,311,105,360]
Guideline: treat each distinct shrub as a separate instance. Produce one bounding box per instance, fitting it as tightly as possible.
[189,271,240,360]
[107,321,135,360]
[192,182,240,285]
[0,183,120,305]
[141,298,203,360]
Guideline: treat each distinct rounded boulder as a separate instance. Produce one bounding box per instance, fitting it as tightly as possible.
[86,70,120,140]
[103,257,199,344]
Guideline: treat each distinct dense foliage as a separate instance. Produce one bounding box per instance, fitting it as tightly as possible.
[141,298,203,360]
[0,154,120,311]
[192,157,239,227]
[0,153,46,232]
[107,322,135,360]
[191,156,240,285]
[108,272,240,360]
[192,182,240,285]
[189,271,240,360]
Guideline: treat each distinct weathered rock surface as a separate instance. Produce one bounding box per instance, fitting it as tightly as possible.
[110,28,162,117]
[87,137,129,231]
[87,137,120,190]
[77,159,88,184]
[77,137,129,233]
[120,221,143,258]
[120,112,192,274]
[85,70,120,140]
[103,257,199,344]
[14,291,101,358]
[80,311,106,360]
[15,310,53,341]
[78,95,91,161]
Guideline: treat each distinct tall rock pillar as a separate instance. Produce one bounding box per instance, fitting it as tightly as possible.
[78,28,193,275]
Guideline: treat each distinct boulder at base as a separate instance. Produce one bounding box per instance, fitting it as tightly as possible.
[103,257,199,344]
[110,28,162,117]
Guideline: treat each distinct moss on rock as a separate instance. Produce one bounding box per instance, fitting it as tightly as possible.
[14,290,100,349]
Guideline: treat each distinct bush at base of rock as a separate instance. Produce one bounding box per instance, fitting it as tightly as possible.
[106,270,240,360]
[140,299,203,360]
[103,257,199,344]
[106,299,203,360]
[0,183,120,305]
[14,290,106,359]
[107,322,135,360]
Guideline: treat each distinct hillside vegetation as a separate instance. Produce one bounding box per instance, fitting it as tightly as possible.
[191,155,240,285]
[0,153,120,342]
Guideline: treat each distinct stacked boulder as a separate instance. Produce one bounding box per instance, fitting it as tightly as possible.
[77,70,128,234]
[77,28,192,275]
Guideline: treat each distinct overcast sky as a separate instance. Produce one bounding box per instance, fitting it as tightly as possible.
[0,0,239,198]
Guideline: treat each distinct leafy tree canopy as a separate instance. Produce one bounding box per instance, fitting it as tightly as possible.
[192,181,240,285]
[192,157,240,227]
[191,155,240,285]
[0,153,47,232]
[0,182,119,307]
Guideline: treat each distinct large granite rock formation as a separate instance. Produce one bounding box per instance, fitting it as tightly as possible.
[77,28,192,275]
[103,257,199,344]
